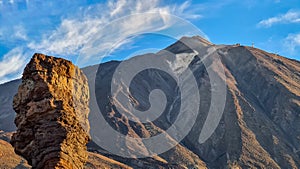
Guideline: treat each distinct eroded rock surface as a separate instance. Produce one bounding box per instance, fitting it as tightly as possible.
[11,53,90,169]
[0,36,299,168]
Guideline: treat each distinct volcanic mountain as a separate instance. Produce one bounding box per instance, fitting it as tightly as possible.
[0,36,299,168]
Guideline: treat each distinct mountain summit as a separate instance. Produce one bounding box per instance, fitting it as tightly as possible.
[0,36,299,168]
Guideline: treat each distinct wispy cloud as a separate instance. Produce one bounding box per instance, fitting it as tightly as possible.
[0,0,206,84]
[28,0,205,67]
[0,47,27,84]
[0,25,28,45]
[13,25,28,41]
[283,33,300,54]
[0,0,83,44]
[258,10,300,27]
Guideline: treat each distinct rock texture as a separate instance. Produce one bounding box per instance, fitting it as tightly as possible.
[89,36,300,168]
[10,54,90,169]
[0,36,299,168]
[0,139,30,169]
[0,134,131,169]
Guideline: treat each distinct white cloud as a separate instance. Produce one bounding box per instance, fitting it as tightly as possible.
[28,0,205,67]
[13,25,28,41]
[0,47,27,84]
[0,24,28,43]
[283,33,300,54]
[258,10,300,27]
[0,0,206,83]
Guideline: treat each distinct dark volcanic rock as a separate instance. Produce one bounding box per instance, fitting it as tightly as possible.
[10,54,90,169]
[89,37,300,168]
[0,79,21,132]
[0,36,299,168]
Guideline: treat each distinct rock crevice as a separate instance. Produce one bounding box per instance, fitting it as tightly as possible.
[11,53,90,169]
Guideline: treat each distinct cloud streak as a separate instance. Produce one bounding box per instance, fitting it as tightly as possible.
[284,33,300,54]
[0,0,206,84]
[258,10,300,27]
[0,47,27,84]
[28,0,205,67]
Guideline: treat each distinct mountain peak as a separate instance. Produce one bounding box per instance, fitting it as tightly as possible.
[180,35,214,46]
[0,37,299,168]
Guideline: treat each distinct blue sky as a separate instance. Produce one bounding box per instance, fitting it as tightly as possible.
[0,0,299,84]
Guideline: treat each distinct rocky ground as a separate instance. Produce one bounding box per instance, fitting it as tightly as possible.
[0,36,299,168]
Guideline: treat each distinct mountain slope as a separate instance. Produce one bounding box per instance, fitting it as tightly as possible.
[0,79,20,132]
[0,36,299,168]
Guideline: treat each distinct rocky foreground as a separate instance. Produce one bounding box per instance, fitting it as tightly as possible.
[0,36,299,168]
[11,54,90,169]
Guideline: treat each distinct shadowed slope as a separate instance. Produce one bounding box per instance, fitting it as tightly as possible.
[0,36,299,168]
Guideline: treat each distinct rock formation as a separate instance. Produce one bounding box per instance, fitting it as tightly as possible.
[11,54,90,169]
[0,36,299,168]
[90,36,300,168]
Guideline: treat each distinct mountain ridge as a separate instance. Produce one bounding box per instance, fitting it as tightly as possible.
[0,36,299,168]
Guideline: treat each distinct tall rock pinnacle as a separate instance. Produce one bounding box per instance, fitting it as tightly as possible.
[11,53,90,169]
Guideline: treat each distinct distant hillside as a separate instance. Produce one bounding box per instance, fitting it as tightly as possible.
[0,36,299,168]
